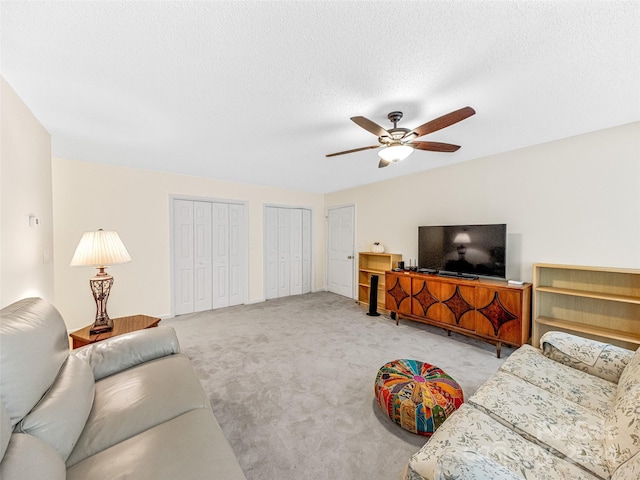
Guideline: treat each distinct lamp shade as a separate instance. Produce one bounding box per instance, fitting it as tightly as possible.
[378,145,414,163]
[453,232,471,244]
[70,229,132,267]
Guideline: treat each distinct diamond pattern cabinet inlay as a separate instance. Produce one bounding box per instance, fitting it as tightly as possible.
[386,276,410,313]
[477,291,518,336]
[443,286,474,325]
[412,281,438,316]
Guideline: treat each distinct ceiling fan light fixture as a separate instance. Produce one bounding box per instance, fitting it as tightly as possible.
[401,132,419,142]
[378,144,414,162]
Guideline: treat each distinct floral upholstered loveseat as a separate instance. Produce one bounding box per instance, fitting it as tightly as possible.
[406,331,640,480]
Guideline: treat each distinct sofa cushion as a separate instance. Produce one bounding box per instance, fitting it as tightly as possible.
[500,344,617,416]
[541,331,634,383]
[469,370,609,479]
[604,383,640,474]
[0,433,66,480]
[616,348,640,401]
[408,403,600,480]
[434,448,521,480]
[0,298,69,427]
[66,353,210,467]
[66,409,247,480]
[16,355,95,460]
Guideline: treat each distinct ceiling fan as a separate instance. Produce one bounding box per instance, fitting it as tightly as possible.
[326,106,476,168]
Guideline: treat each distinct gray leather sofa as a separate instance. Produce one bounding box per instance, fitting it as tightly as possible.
[0,297,247,480]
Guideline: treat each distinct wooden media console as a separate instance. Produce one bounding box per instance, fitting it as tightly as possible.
[385,270,531,357]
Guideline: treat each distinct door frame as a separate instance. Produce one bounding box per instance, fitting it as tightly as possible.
[169,195,249,316]
[326,204,356,300]
[263,203,314,300]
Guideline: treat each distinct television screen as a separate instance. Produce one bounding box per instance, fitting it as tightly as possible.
[418,224,506,279]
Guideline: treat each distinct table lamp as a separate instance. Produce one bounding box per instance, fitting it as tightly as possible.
[70,229,132,334]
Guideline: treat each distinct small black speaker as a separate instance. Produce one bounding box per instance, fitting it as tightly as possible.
[367,274,381,316]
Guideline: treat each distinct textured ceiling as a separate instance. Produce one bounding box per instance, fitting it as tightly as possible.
[2,1,639,193]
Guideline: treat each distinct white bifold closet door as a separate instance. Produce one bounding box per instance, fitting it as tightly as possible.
[173,199,245,315]
[265,207,311,300]
[212,202,244,308]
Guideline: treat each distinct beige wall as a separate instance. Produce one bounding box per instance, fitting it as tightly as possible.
[0,77,54,307]
[5,75,639,331]
[326,122,640,281]
[53,158,325,330]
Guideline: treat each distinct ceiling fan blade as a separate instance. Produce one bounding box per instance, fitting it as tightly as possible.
[350,116,391,138]
[407,106,476,139]
[326,145,380,157]
[409,141,461,153]
[378,158,391,168]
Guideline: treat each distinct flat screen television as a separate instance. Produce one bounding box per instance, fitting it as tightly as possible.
[418,224,507,279]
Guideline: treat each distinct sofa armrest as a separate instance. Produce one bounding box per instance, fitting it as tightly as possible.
[541,331,634,383]
[434,448,520,480]
[72,326,180,380]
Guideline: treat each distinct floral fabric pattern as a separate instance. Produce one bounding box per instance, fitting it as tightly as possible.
[616,348,640,401]
[541,331,608,365]
[405,333,639,480]
[434,448,522,480]
[604,383,640,474]
[469,370,609,479]
[406,464,425,480]
[408,404,600,480]
[541,331,634,383]
[500,344,617,416]
[611,450,640,480]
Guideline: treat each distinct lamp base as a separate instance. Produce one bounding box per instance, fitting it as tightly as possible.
[89,270,115,335]
[89,317,113,335]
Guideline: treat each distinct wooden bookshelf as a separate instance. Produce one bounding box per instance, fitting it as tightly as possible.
[358,252,402,312]
[532,263,640,350]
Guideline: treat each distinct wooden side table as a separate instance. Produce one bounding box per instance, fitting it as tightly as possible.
[70,314,161,349]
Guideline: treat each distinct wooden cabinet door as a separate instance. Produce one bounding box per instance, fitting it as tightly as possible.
[436,282,476,331]
[385,273,411,315]
[474,287,522,343]
[411,278,439,318]
[411,278,475,331]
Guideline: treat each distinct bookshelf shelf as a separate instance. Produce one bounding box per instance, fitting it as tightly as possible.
[532,263,640,349]
[358,252,402,312]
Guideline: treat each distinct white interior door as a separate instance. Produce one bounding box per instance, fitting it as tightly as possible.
[172,198,246,314]
[290,208,303,296]
[327,205,355,298]
[212,203,230,309]
[277,208,291,298]
[194,201,213,312]
[174,200,195,315]
[228,203,244,306]
[264,206,312,300]
[265,207,279,300]
[302,209,311,294]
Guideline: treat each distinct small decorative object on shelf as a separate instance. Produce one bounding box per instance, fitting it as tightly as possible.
[371,242,385,253]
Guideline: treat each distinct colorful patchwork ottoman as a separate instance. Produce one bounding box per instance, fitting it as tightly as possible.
[374,359,464,436]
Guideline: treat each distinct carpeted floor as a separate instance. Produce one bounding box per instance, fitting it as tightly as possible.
[164,291,514,480]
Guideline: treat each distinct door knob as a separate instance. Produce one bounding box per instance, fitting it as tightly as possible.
[347,255,353,259]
